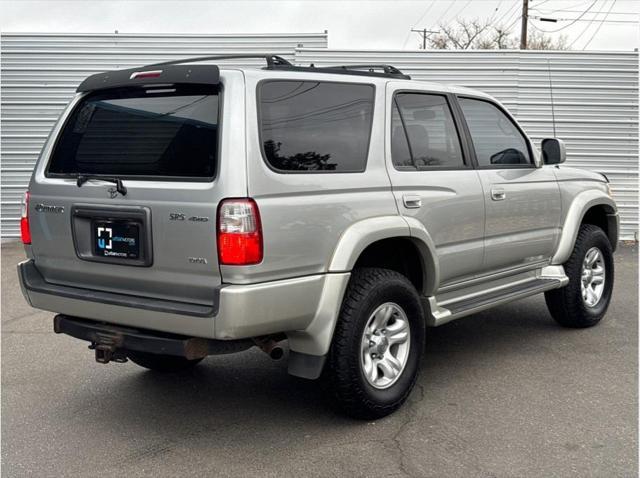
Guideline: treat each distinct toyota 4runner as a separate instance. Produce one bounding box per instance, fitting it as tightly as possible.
[18,55,619,419]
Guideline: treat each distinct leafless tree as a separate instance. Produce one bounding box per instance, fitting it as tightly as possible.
[425,19,569,50]
[429,19,491,50]
[527,29,569,50]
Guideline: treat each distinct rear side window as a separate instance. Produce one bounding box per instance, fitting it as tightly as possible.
[458,97,531,167]
[392,93,465,169]
[48,85,219,179]
[259,81,374,172]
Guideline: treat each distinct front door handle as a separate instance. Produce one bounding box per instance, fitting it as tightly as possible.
[491,188,506,201]
[402,195,422,209]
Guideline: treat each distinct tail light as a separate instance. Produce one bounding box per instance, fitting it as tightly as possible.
[20,190,31,244]
[217,198,263,265]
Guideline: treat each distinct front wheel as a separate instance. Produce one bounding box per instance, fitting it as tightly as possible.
[545,224,614,328]
[323,268,425,419]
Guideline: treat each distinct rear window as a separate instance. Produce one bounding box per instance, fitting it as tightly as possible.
[47,85,219,179]
[259,80,374,172]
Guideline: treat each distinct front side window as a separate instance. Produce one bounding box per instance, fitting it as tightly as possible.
[259,81,374,172]
[48,85,219,179]
[459,97,531,167]
[392,93,465,169]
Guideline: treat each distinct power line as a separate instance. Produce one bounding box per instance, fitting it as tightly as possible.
[582,0,618,49]
[529,0,599,33]
[402,0,436,48]
[532,16,637,23]
[413,0,438,27]
[411,28,440,49]
[451,0,474,20]
[488,0,504,24]
[534,8,637,15]
[506,12,523,32]
[494,0,521,26]
[531,0,600,15]
[433,0,459,26]
[530,0,555,7]
[568,0,609,47]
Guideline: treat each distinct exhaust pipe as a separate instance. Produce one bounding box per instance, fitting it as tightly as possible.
[253,336,284,360]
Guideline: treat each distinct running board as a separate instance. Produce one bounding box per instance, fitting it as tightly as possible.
[426,267,568,327]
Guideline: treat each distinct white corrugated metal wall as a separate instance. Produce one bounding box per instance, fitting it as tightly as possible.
[295,49,639,240]
[0,32,328,236]
[1,36,638,239]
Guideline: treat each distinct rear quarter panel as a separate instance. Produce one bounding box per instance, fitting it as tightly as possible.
[227,72,398,284]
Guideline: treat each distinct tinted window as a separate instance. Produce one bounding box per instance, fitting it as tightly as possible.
[259,81,374,172]
[459,97,531,167]
[392,93,464,169]
[48,86,219,178]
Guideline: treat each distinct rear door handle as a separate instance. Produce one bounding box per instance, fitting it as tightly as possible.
[403,195,422,209]
[491,188,506,201]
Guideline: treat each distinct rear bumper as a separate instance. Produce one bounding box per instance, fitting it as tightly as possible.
[18,260,344,341]
[53,314,251,359]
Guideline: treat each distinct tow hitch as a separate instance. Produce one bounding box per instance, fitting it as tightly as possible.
[89,343,128,364]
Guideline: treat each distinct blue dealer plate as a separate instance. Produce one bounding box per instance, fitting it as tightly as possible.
[93,220,140,260]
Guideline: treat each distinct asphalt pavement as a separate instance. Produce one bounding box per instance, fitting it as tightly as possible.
[2,241,637,477]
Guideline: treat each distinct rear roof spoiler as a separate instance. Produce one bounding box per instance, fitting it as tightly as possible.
[76,64,220,93]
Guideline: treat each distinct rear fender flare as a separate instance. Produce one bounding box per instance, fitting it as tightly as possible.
[327,215,440,296]
[287,216,440,367]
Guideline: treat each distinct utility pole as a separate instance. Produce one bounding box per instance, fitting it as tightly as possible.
[520,0,529,50]
[411,28,439,50]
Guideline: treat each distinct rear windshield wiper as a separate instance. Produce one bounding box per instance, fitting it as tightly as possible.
[76,175,127,196]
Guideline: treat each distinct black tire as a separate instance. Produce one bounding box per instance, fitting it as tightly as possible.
[127,351,203,372]
[545,224,614,328]
[323,267,425,420]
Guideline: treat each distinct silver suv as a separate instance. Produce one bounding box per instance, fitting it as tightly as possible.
[18,55,618,418]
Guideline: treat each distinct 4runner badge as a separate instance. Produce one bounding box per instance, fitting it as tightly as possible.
[34,203,64,214]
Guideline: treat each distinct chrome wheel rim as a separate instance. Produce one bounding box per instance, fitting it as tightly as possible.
[360,302,411,389]
[581,246,606,308]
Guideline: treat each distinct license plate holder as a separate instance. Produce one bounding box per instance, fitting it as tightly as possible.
[72,204,152,267]
[92,220,141,260]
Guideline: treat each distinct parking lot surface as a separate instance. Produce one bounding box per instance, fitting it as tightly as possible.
[2,241,637,477]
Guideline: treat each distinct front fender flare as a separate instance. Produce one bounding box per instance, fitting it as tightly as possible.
[551,190,617,265]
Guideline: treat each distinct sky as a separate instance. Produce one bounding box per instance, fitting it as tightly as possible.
[1,0,639,51]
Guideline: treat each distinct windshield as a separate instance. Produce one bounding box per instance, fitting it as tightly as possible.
[47,85,219,179]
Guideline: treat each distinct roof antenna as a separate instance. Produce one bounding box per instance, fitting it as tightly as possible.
[547,59,557,137]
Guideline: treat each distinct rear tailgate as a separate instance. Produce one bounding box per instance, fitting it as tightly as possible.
[27,67,246,306]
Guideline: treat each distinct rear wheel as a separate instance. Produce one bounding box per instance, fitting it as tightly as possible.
[545,224,614,328]
[127,351,203,372]
[323,267,425,419]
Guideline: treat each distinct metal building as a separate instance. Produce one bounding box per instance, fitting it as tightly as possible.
[1,34,638,240]
[0,32,329,236]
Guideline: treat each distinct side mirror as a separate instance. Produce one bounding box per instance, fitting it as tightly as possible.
[541,138,566,165]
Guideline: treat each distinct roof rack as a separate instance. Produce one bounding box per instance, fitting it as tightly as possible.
[321,64,410,79]
[147,54,293,68]
[144,54,411,80]
[270,63,411,80]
